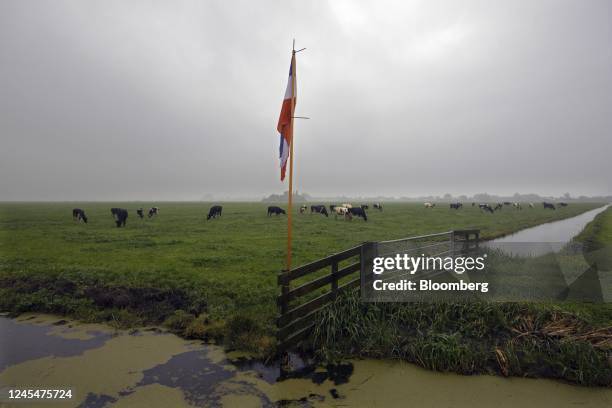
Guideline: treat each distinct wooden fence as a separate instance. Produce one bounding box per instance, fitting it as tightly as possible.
[276,229,480,352]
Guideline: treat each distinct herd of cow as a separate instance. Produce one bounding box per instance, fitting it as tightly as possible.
[423,201,568,214]
[70,202,384,227]
[260,203,382,222]
[296,203,383,221]
[72,206,159,227]
[71,201,568,227]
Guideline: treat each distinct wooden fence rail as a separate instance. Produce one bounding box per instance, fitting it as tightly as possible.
[277,229,479,352]
[277,245,361,351]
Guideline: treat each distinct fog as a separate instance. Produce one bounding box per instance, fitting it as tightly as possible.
[1,0,611,201]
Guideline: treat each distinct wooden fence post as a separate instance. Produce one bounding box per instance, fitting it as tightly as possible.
[331,261,338,298]
[360,242,377,300]
[277,269,290,374]
[279,270,289,315]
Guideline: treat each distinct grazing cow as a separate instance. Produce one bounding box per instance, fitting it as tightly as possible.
[207,205,223,220]
[110,208,128,227]
[348,207,368,221]
[72,208,88,223]
[299,205,307,214]
[450,202,462,210]
[310,205,329,217]
[543,202,556,210]
[479,204,494,213]
[148,207,159,218]
[360,204,369,210]
[334,206,350,220]
[424,202,436,208]
[136,208,144,219]
[373,203,383,211]
[528,203,534,208]
[493,203,503,211]
[267,206,286,216]
[512,202,522,210]
[341,203,353,209]
[559,202,568,207]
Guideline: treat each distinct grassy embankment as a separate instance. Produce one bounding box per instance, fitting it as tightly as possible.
[313,206,612,386]
[575,205,612,271]
[0,202,606,360]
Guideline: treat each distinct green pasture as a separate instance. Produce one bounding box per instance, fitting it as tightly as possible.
[0,201,605,353]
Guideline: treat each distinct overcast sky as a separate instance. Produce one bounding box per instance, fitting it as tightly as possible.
[1,0,611,201]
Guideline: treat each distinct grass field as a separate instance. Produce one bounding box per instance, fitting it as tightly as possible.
[0,201,606,354]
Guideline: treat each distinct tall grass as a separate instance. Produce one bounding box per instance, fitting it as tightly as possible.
[312,292,611,386]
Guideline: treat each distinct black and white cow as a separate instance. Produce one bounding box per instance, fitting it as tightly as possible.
[267,206,286,216]
[299,205,307,214]
[450,202,462,210]
[543,202,556,210]
[558,202,568,207]
[72,208,88,223]
[207,205,223,220]
[136,208,144,219]
[360,204,369,210]
[348,207,368,221]
[148,207,159,218]
[310,205,329,217]
[479,204,494,214]
[111,208,128,227]
[373,203,383,211]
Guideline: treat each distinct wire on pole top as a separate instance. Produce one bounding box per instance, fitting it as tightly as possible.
[292,39,306,53]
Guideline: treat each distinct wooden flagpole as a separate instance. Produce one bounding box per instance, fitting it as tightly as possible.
[286,42,296,271]
[285,41,307,271]
[280,41,307,365]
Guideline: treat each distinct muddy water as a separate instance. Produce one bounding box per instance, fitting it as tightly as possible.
[1,315,610,407]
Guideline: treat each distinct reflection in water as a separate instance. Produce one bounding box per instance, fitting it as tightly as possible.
[0,316,111,370]
[1,315,610,407]
[136,350,272,407]
[484,205,609,256]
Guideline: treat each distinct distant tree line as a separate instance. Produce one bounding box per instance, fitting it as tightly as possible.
[262,191,311,203]
[262,191,611,203]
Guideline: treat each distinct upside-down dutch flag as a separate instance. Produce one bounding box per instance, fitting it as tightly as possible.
[277,53,296,181]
